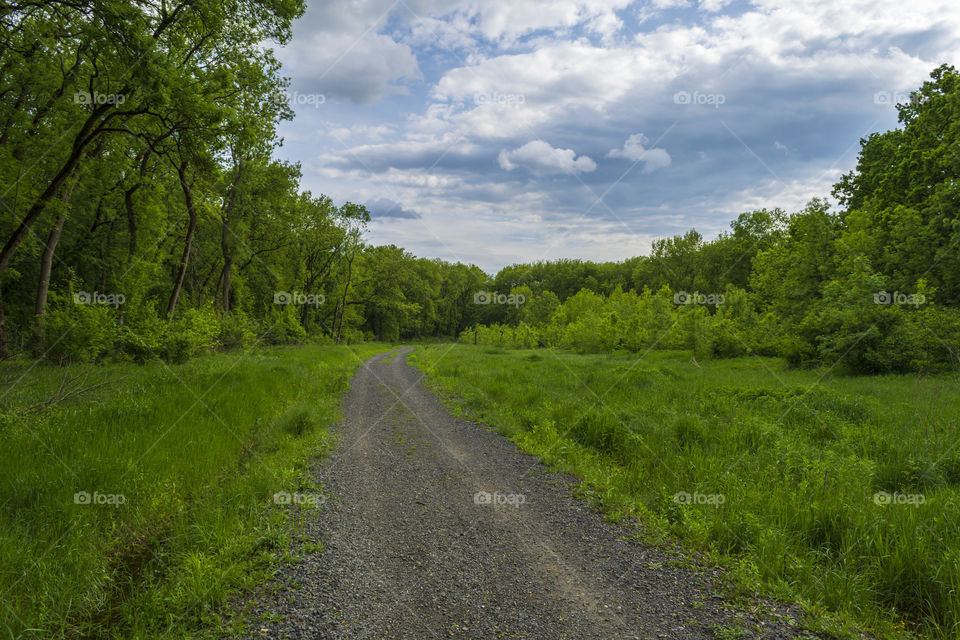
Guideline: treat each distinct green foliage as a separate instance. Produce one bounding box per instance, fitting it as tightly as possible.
[164,307,222,363]
[218,310,259,350]
[797,261,921,373]
[118,297,167,363]
[39,296,120,363]
[264,305,308,345]
[834,65,960,306]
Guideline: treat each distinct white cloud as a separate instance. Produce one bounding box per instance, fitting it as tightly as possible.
[698,0,732,11]
[327,124,395,141]
[498,140,597,174]
[449,0,633,44]
[607,133,672,173]
[280,32,419,104]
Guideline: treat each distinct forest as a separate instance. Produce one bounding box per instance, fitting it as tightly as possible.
[1,2,958,375]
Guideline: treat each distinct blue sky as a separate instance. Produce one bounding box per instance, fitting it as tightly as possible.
[271,0,960,272]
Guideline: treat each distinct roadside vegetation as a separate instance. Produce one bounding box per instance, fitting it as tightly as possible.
[0,343,386,639]
[412,344,960,639]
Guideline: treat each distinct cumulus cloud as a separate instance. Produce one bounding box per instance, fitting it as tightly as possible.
[498,141,597,175]
[366,198,422,219]
[606,133,672,173]
[276,0,421,104]
[698,0,731,11]
[456,0,632,44]
[276,0,960,271]
[280,33,419,104]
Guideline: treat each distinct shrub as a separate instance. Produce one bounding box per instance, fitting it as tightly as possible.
[39,294,118,363]
[118,297,167,363]
[163,306,221,363]
[262,306,306,345]
[218,310,258,350]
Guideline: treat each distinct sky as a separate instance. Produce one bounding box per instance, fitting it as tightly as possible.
[271,0,960,273]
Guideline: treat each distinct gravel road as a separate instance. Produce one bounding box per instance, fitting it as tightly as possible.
[232,346,820,639]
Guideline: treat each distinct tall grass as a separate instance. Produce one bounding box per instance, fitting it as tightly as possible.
[0,343,387,639]
[412,344,960,639]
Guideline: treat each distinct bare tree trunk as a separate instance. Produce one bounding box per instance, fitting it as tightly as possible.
[335,252,355,343]
[35,212,68,318]
[124,151,150,263]
[35,178,79,319]
[167,164,198,318]
[218,157,243,311]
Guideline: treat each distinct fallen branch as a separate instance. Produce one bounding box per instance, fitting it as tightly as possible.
[26,369,124,412]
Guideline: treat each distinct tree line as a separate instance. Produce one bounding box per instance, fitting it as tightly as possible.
[1,1,957,373]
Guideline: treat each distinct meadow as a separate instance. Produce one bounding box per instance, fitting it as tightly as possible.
[411,344,960,639]
[0,343,386,639]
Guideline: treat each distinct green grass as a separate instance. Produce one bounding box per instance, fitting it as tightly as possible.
[0,343,389,639]
[411,344,960,640]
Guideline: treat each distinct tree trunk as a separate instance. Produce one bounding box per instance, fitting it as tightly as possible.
[35,177,79,319]
[335,253,355,343]
[124,151,150,263]
[166,164,198,318]
[35,212,68,318]
[218,157,243,312]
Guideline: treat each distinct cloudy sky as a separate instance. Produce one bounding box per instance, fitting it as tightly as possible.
[272,0,960,273]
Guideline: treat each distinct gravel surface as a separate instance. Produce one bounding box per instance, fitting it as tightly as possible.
[230,346,822,639]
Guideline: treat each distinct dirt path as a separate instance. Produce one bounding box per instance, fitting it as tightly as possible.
[234,347,816,639]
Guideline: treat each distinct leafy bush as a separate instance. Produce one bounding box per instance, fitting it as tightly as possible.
[118,297,167,363]
[163,306,221,363]
[266,306,308,345]
[218,310,258,350]
[39,294,119,363]
[800,261,922,373]
[911,302,960,370]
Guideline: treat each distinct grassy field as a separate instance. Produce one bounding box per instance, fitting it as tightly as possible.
[411,344,960,639]
[0,343,388,639]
